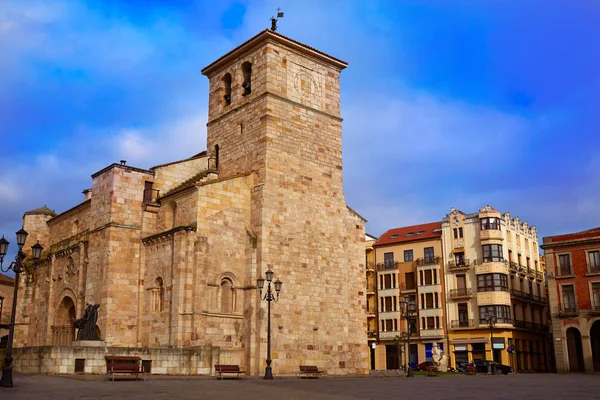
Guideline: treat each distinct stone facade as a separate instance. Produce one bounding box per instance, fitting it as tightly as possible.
[0,273,16,344]
[542,227,600,373]
[14,30,368,376]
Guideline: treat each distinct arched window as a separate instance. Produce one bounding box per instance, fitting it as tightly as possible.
[221,278,234,313]
[241,62,252,96]
[72,219,79,236]
[222,73,232,105]
[152,277,164,312]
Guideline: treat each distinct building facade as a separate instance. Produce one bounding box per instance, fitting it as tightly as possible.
[442,206,551,372]
[11,30,369,376]
[0,273,16,347]
[365,233,377,369]
[542,227,600,373]
[370,222,447,370]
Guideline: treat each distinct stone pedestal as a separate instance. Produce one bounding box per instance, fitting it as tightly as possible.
[72,340,106,348]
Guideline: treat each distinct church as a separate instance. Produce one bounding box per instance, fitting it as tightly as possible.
[13,29,369,376]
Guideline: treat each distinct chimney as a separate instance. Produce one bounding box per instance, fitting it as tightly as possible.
[120,160,127,165]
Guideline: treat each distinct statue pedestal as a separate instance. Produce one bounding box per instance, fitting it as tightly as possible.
[72,340,106,348]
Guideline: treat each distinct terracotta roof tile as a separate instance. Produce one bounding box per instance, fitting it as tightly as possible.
[375,222,442,246]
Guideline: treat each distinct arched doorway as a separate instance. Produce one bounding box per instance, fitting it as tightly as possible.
[590,320,600,372]
[566,327,585,372]
[53,297,76,345]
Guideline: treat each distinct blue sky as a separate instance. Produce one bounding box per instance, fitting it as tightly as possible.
[1,0,599,264]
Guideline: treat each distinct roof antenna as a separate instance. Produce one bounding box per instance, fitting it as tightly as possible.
[270,7,284,31]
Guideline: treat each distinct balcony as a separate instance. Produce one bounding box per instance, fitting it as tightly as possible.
[366,262,376,271]
[582,302,600,315]
[479,317,512,325]
[535,270,544,280]
[509,261,519,273]
[420,328,444,338]
[512,320,550,332]
[450,319,475,329]
[415,256,442,266]
[379,330,401,339]
[518,265,528,275]
[447,259,472,272]
[510,289,532,302]
[448,288,473,300]
[558,306,579,317]
[527,268,536,278]
[400,283,416,294]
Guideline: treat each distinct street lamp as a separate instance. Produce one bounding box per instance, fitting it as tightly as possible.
[257,268,282,380]
[485,314,497,375]
[0,230,44,387]
[400,296,416,377]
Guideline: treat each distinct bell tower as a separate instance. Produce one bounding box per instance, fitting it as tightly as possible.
[202,30,368,375]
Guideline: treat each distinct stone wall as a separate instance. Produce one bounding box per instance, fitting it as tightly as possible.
[5,345,241,376]
[152,155,209,194]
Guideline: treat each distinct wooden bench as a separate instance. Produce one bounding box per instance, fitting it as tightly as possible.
[425,366,439,376]
[298,365,324,378]
[465,365,477,375]
[214,364,245,379]
[106,356,146,381]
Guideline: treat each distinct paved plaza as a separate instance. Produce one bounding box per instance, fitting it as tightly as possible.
[2,373,599,400]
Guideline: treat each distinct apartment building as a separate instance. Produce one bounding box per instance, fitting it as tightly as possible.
[442,206,551,371]
[365,233,378,369]
[542,227,600,373]
[370,222,446,370]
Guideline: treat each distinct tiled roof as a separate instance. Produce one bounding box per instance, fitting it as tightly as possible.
[544,227,600,244]
[23,205,56,217]
[201,29,347,76]
[0,273,15,285]
[375,221,442,246]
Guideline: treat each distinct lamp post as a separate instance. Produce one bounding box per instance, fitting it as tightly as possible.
[485,314,497,375]
[256,268,282,380]
[0,230,44,388]
[394,334,402,373]
[400,296,416,377]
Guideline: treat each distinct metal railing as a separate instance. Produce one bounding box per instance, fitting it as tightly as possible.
[448,288,473,299]
[559,306,578,316]
[450,319,474,328]
[513,320,550,332]
[415,256,442,266]
[447,259,472,270]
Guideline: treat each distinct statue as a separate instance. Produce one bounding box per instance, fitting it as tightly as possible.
[431,342,448,372]
[74,303,101,341]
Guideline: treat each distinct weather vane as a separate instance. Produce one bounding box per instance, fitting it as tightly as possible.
[270,8,284,31]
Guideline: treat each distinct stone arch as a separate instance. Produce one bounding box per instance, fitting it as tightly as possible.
[216,272,237,314]
[590,319,600,372]
[222,73,232,105]
[566,326,585,372]
[241,61,252,96]
[53,295,76,345]
[151,276,165,312]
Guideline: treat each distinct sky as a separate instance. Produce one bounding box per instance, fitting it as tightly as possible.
[1,0,599,265]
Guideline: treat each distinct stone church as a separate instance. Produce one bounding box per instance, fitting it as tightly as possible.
[14,30,369,375]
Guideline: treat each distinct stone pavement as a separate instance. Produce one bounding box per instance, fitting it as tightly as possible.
[2,373,599,400]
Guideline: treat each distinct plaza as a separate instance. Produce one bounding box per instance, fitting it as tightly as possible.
[3,373,600,400]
